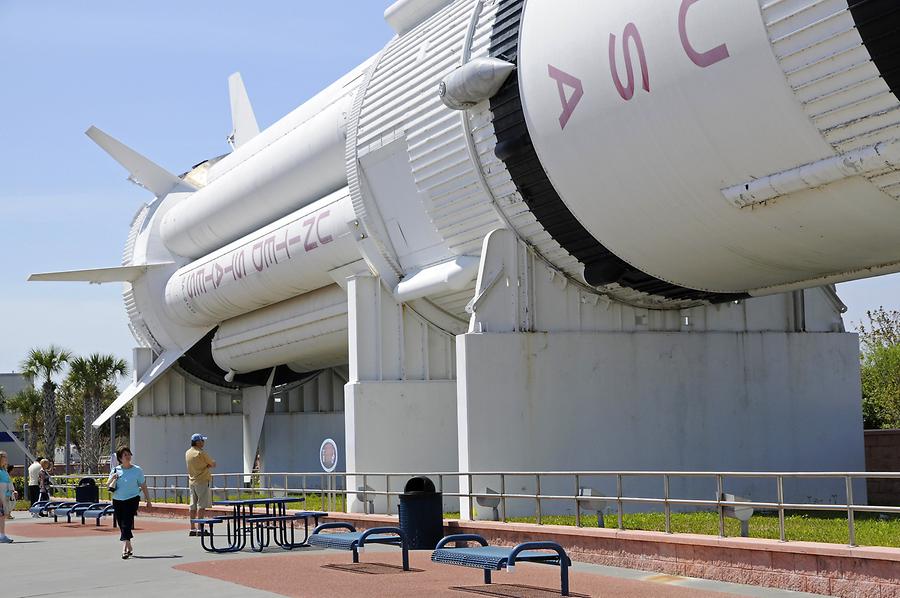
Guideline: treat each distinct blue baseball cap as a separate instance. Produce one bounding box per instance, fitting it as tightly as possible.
[191,433,207,443]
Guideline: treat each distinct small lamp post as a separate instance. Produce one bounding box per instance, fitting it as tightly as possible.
[22,423,29,470]
[64,415,72,475]
[110,412,116,475]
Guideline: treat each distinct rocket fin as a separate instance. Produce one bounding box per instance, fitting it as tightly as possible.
[28,263,173,284]
[227,72,260,148]
[85,126,196,196]
[92,345,190,428]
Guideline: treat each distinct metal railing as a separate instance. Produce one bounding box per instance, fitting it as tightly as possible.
[48,470,900,547]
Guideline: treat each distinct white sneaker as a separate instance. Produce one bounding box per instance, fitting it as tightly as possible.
[0,537,14,543]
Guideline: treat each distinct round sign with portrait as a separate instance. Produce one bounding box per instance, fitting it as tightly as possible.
[319,438,338,473]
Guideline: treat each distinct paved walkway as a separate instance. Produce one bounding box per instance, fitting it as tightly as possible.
[2,512,823,597]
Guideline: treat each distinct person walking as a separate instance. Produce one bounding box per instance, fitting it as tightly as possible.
[0,452,18,543]
[185,434,215,537]
[37,459,53,502]
[106,447,151,559]
[27,457,42,505]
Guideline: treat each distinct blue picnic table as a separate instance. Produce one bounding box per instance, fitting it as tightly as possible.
[193,497,326,553]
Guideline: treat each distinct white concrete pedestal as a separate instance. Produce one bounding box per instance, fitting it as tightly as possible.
[456,331,865,518]
[344,380,459,512]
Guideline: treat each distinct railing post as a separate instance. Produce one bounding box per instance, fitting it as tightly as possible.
[716,474,725,538]
[616,474,624,530]
[468,473,474,520]
[574,474,581,528]
[536,474,542,525]
[322,475,326,513]
[500,474,507,523]
[846,476,856,547]
[664,474,671,534]
[386,475,391,516]
[776,476,786,542]
[362,474,368,515]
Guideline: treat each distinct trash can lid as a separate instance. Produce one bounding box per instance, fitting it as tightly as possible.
[403,476,436,494]
[78,477,97,486]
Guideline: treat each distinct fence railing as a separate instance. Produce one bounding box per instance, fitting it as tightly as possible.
[48,470,900,547]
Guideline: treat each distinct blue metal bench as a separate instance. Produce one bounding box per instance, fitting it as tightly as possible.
[29,501,69,518]
[308,522,410,571]
[54,502,96,523]
[82,503,117,527]
[431,534,571,596]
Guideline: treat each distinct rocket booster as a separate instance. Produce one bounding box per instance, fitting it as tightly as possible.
[31,0,900,407]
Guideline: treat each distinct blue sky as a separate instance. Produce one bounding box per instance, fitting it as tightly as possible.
[0,2,390,374]
[0,2,897,374]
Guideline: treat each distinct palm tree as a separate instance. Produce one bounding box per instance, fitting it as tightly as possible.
[21,346,71,457]
[66,354,127,473]
[6,388,43,454]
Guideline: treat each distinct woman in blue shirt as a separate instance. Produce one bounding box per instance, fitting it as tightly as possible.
[0,451,18,543]
[107,446,152,559]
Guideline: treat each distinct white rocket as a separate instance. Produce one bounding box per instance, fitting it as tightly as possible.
[31,0,900,426]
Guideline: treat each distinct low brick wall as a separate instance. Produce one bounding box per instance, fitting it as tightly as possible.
[865,429,900,506]
[144,505,900,597]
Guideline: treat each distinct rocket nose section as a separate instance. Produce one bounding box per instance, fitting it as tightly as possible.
[488,0,900,299]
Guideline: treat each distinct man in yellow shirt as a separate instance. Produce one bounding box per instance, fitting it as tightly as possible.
[185,433,216,536]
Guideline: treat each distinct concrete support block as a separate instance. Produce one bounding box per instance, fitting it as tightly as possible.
[457,331,865,517]
[345,380,458,513]
[131,414,243,475]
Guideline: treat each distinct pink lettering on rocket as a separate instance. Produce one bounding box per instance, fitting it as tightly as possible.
[548,65,584,130]
[609,22,650,101]
[679,0,730,68]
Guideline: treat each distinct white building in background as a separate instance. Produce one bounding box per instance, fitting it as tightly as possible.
[0,373,34,468]
[33,0,900,511]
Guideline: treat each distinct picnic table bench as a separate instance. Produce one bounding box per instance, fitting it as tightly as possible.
[431,534,571,596]
[245,512,326,552]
